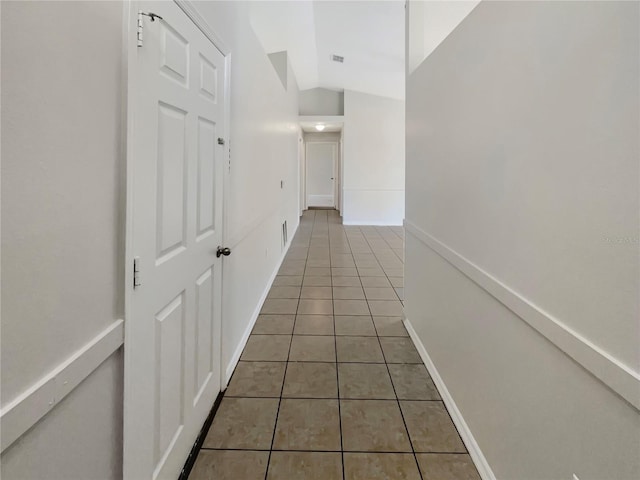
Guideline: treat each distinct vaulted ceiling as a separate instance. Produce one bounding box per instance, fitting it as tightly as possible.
[249,0,406,100]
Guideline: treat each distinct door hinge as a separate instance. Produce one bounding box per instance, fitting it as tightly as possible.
[137,11,163,47]
[133,257,141,288]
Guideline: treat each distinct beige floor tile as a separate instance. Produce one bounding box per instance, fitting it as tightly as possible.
[282,362,338,398]
[400,401,466,453]
[336,336,385,363]
[334,299,370,316]
[307,253,330,262]
[389,276,404,288]
[388,364,440,400]
[308,252,329,260]
[340,400,412,452]
[357,267,385,277]
[252,315,295,334]
[301,286,333,299]
[354,259,380,268]
[416,454,481,480]
[333,286,366,299]
[379,337,422,363]
[334,316,376,336]
[306,259,330,267]
[338,363,395,399]
[267,452,342,480]
[368,300,404,316]
[261,298,299,315]
[294,315,335,335]
[302,276,332,287]
[331,253,355,262]
[332,267,359,276]
[373,317,408,336]
[279,265,306,276]
[331,258,356,268]
[289,335,336,362]
[332,276,362,287]
[190,450,269,480]
[305,267,331,276]
[361,276,392,287]
[384,268,404,277]
[203,398,279,449]
[308,248,330,257]
[297,299,333,315]
[286,247,309,260]
[268,286,302,299]
[364,287,399,301]
[273,275,303,286]
[378,259,403,269]
[343,453,421,480]
[241,335,291,361]
[273,399,341,451]
[226,362,286,397]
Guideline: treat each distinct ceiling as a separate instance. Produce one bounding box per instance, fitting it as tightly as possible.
[249,1,406,100]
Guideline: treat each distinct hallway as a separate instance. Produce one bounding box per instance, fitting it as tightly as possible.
[189,210,480,479]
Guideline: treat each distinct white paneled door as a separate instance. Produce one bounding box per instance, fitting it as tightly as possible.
[306,142,337,208]
[125,2,227,479]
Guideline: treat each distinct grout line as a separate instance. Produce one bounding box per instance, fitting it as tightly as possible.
[355,226,425,480]
[200,447,469,454]
[329,216,346,480]
[224,394,442,401]
[263,232,310,480]
[235,359,422,364]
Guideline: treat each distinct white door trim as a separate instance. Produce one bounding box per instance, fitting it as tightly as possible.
[123,1,230,477]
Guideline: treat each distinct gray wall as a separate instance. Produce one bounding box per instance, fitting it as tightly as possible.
[1,1,124,478]
[299,87,344,115]
[405,1,640,479]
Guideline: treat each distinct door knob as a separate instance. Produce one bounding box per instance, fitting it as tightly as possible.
[216,246,231,258]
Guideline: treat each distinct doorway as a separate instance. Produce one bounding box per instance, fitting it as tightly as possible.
[124,1,229,478]
[306,141,337,208]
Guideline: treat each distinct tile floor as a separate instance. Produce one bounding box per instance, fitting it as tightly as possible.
[190,210,480,480]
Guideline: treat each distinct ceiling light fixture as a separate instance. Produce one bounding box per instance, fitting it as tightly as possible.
[315,124,325,131]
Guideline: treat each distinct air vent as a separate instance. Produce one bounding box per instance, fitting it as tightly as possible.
[331,54,344,63]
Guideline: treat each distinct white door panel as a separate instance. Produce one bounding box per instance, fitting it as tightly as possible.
[125,2,226,478]
[306,142,336,207]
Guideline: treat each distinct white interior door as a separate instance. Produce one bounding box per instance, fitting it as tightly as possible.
[306,142,336,207]
[125,2,226,478]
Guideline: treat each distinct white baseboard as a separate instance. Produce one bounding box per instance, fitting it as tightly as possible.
[308,195,334,208]
[404,317,496,480]
[223,221,299,385]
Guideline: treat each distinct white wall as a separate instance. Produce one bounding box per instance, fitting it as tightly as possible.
[1,1,301,478]
[405,1,640,479]
[407,0,480,74]
[342,90,404,225]
[1,1,124,478]
[299,87,344,115]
